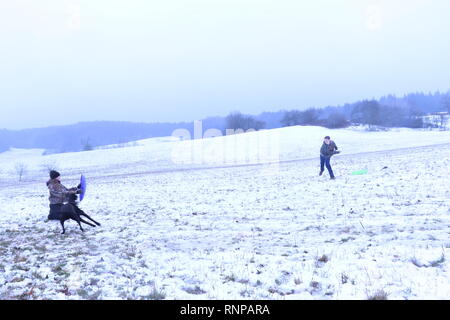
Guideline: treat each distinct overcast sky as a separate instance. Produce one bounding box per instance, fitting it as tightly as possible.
[1,0,450,129]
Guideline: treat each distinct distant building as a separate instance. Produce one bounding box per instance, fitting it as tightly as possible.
[421,112,450,130]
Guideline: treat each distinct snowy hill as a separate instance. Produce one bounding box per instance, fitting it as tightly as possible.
[1,126,449,184]
[0,126,449,299]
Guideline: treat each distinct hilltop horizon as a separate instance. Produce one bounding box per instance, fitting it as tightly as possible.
[2,89,449,131]
[1,89,449,154]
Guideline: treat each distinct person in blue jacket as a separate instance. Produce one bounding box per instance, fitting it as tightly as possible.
[320,136,340,180]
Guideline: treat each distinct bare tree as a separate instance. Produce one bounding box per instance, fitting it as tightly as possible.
[298,108,321,125]
[323,112,350,128]
[281,108,321,127]
[15,162,27,182]
[225,112,265,132]
[281,110,302,127]
[351,100,381,128]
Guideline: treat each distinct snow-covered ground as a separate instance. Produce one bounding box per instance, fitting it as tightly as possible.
[0,126,449,299]
[1,126,450,183]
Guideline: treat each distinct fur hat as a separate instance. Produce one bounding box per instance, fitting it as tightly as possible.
[49,170,60,180]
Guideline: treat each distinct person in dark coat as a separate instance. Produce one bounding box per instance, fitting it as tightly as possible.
[46,170,80,220]
[320,136,340,180]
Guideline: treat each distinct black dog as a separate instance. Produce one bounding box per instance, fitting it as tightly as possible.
[57,193,101,234]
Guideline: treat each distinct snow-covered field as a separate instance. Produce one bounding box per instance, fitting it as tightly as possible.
[0,126,449,300]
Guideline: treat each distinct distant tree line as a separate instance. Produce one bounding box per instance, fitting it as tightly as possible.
[225,98,428,131]
[280,101,424,129]
[279,91,450,129]
[1,91,449,154]
[280,108,350,129]
[349,100,424,128]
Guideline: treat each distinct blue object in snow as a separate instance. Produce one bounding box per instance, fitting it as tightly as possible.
[79,175,87,201]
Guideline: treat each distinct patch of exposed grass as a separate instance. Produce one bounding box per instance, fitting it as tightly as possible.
[268,287,286,296]
[315,254,329,268]
[88,290,102,300]
[52,264,70,277]
[368,289,388,300]
[123,245,141,259]
[11,264,30,272]
[340,237,355,243]
[11,277,25,283]
[70,249,85,257]
[310,281,321,290]
[183,285,206,295]
[144,286,166,300]
[340,273,349,284]
[13,255,28,263]
[0,240,12,247]
[76,288,101,300]
[34,245,47,253]
[224,273,237,282]
[31,271,46,280]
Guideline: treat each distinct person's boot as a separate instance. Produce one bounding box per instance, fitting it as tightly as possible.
[319,170,324,176]
[330,176,336,180]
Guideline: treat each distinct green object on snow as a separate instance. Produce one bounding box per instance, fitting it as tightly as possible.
[351,169,368,175]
